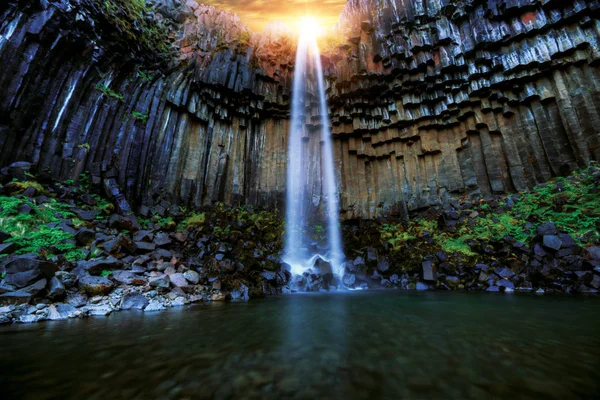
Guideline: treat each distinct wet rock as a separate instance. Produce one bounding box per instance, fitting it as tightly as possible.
[74,257,123,276]
[422,261,437,281]
[494,267,514,279]
[0,290,32,305]
[111,270,147,286]
[149,275,170,290]
[342,273,356,286]
[2,255,57,289]
[133,230,154,242]
[486,286,500,292]
[416,282,430,291]
[121,293,149,310]
[537,222,557,236]
[78,276,114,296]
[183,270,200,284]
[497,279,515,290]
[75,229,95,245]
[353,256,365,268]
[65,292,88,308]
[144,299,166,312]
[377,259,389,272]
[47,304,77,320]
[366,247,377,261]
[47,276,65,300]
[109,214,141,232]
[135,242,156,252]
[543,235,562,251]
[153,232,172,248]
[230,283,249,301]
[0,243,15,255]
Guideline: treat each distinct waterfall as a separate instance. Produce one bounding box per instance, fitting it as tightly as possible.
[283,31,345,284]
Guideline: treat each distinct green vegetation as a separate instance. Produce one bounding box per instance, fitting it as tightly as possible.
[101,0,172,56]
[0,196,84,261]
[182,212,206,229]
[131,111,149,123]
[137,70,153,82]
[379,164,600,256]
[234,30,251,52]
[94,84,125,102]
[101,270,113,277]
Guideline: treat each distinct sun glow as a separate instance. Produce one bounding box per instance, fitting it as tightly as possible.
[295,16,323,38]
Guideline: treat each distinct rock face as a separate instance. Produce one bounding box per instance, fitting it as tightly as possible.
[1,0,600,218]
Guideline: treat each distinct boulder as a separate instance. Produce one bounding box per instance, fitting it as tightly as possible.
[422,260,437,281]
[543,235,562,251]
[0,242,15,255]
[537,222,557,236]
[47,304,77,320]
[2,255,57,289]
[65,292,88,308]
[169,273,188,288]
[342,273,356,286]
[74,257,123,276]
[75,229,95,245]
[120,293,149,310]
[109,214,141,232]
[153,232,172,248]
[377,259,389,272]
[46,276,65,300]
[0,290,32,305]
[78,276,114,296]
[230,282,249,301]
[183,270,200,284]
[111,270,147,286]
[149,275,170,290]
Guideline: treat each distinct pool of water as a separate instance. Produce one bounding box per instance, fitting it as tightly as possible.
[1,291,599,399]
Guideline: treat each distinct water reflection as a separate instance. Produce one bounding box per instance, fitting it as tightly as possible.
[0,292,599,399]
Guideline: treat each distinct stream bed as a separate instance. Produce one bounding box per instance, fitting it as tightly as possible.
[1,291,599,399]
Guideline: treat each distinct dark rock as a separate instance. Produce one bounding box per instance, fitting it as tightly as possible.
[230,283,249,301]
[486,286,500,292]
[74,257,123,276]
[183,270,200,284]
[0,290,32,305]
[65,292,88,308]
[342,273,356,286]
[586,246,600,261]
[47,303,77,320]
[366,247,377,261]
[2,255,57,289]
[377,259,389,272]
[133,230,154,242]
[422,260,437,281]
[497,279,515,290]
[135,241,156,252]
[109,214,141,232]
[78,276,114,296]
[0,231,10,243]
[47,276,65,300]
[543,235,562,251]
[111,270,147,286]
[537,222,557,236]
[353,256,365,267]
[75,229,95,245]
[494,267,514,279]
[416,282,430,291]
[0,242,15,255]
[590,275,600,289]
[153,232,172,248]
[149,275,170,290]
[557,234,576,248]
[120,293,149,310]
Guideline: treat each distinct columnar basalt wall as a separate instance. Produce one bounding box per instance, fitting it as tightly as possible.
[1,0,599,219]
[325,0,600,218]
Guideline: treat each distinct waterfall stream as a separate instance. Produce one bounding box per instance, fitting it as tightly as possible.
[283,31,345,284]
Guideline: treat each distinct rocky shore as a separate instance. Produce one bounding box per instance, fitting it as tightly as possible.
[1,161,598,324]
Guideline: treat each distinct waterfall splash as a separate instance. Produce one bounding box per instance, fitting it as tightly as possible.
[283,27,345,285]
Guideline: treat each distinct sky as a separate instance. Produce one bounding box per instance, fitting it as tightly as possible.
[200,0,348,33]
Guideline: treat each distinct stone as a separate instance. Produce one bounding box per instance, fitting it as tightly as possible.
[112,270,147,286]
[183,270,200,284]
[153,232,172,247]
[496,279,515,290]
[74,257,123,276]
[2,255,57,289]
[0,290,32,305]
[121,293,149,310]
[377,259,389,272]
[47,304,77,320]
[486,286,500,292]
[78,276,114,296]
[353,256,365,267]
[65,292,88,308]
[543,235,562,251]
[135,242,156,252]
[342,273,356,286]
[416,282,430,291]
[366,247,377,261]
[109,214,141,232]
[133,230,153,242]
[75,229,95,245]
[230,283,249,301]
[47,276,65,300]
[149,275,170,290]
[422,261,437,281]
[144,299,166,312]
[494,267,514,279]
[537,222,557,236]
[590,275,600,289]
[0,243,15,255]
[586,246,600,261]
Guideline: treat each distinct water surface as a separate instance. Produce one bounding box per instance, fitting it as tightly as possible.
[1,291,599,399]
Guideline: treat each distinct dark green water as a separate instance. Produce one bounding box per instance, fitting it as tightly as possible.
[1,291,599,400]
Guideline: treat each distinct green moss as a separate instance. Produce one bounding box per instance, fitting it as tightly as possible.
[131,111,149,123]
[101,270,113,277]
[182,212,206,229]
[94,84,125,102]
[0,196,85,261]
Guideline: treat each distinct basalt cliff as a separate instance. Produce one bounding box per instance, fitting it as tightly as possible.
[1,0,600,219]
